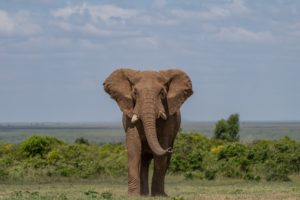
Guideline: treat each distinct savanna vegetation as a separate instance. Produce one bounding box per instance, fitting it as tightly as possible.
[1,132,300,182]
[1,117,300,199]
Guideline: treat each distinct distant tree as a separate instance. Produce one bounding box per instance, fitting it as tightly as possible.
[214,119,228,140]
[75,137,90,145]
[214,113,240,141]
[227,113,240,141]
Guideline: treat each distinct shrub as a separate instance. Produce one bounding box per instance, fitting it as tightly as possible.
[19,135,64,158]
[74,137,89,145]
[218,143,247,160]
[243,172,260,181]
[0,143,14,157]
[204,169,216,180]
[248,140,272,163]
[169,133,210,173]
[264,161,290,181]
[0,133,298,182]
[217,143,252,178]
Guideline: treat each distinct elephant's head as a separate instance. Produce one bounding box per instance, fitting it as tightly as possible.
[103,68,193,156]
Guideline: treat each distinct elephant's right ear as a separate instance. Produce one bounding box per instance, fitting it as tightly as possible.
[103,68,139,118]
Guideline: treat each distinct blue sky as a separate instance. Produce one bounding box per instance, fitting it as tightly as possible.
[0,0,300,122]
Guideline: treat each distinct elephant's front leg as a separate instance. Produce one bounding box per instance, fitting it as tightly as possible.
[140,153,152,196]
[126,126,141,196]
[151,154,170,196]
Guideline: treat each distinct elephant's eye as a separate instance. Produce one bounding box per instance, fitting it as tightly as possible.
[160,88,166,99]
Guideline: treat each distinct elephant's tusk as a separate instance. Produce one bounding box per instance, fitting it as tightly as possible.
[131,114,139,123]
[159,112,167,120]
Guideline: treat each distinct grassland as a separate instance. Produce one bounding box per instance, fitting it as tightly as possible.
[1,176,300,200]
[1,122,300,200]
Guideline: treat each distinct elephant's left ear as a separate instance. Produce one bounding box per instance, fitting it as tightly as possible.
[103,68,139,118]
[159,69,193,116]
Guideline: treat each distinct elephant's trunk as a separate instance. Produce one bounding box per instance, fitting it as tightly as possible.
[141,114,168,156]
[140,94,169,156]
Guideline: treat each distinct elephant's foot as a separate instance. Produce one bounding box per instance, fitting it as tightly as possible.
[140,189,149,196]
[151,191,168,197]
[128,177,140,196]
[128,186,140,196]
[141,192,149,196]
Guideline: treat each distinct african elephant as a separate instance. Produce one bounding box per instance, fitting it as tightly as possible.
[103,68,193,196]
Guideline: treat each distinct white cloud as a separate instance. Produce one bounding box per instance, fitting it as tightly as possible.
[216,27,274,43]
[52,4,138,23]
[0,10,40,36]
[51,4,82,19]
[134,14,179,26]
[51,3,142,38]
[171,0,249,20]
[0,10,15,34]
[88,4,138,22]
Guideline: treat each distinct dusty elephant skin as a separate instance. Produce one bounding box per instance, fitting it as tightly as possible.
[103,68,193,196]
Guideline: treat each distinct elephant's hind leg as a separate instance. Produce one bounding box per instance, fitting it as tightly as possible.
[140,153,153,196]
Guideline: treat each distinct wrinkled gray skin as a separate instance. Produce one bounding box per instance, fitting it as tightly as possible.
[103,69,193,196]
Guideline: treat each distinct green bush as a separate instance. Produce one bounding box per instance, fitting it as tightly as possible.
[264,161,290,181]
[204,169,216,180]
[19,135,64,158]
[247,140,272,163]
[0,132,299,182]
[169,133,210,173]
[45,143,127,178]
[218,143,248,160]
[74,137,89,145]
[0,143,15,157]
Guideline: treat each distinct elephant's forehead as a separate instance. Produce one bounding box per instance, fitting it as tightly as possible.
[139,71,165,81]
[134,71,165,90]
[141,70,159,76]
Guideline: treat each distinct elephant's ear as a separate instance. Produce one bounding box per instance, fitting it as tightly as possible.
[159,69,193,116]
[103,68,139,118]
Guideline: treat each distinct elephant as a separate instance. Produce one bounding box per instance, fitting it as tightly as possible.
[103,68,193,196]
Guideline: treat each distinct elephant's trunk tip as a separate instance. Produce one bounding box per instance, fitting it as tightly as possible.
[167,147,172,153]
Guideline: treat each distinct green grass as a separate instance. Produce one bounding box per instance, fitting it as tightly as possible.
[0,176,300,200]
